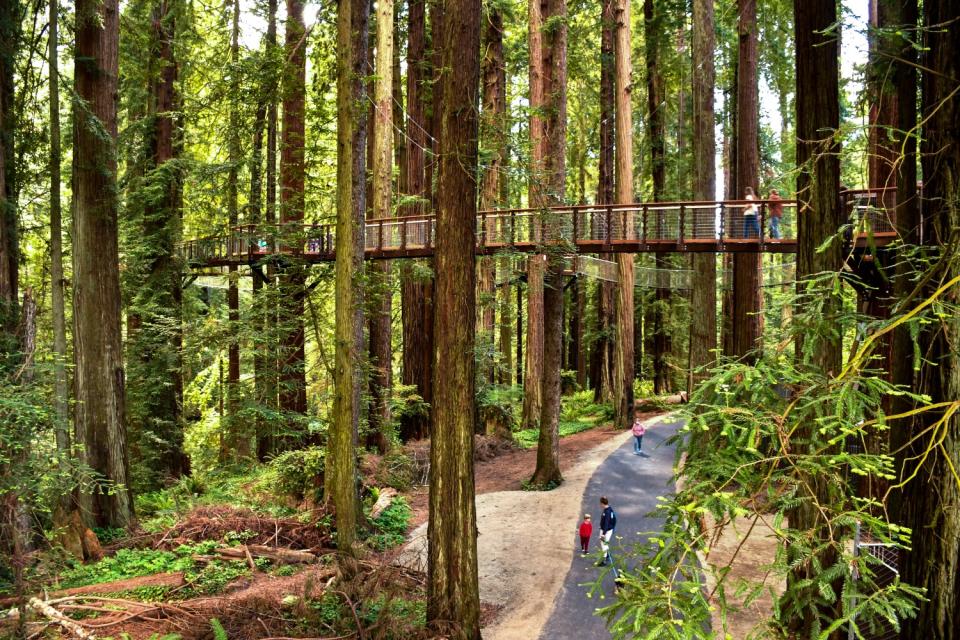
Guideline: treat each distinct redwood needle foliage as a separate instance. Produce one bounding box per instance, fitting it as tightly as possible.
[596,275,931,639]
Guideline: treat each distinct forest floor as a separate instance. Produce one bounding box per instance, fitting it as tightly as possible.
[397,410,666,639]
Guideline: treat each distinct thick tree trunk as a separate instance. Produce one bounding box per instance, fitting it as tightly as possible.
[278,0,308,419]
[400,0,432,442]
[895,1,960,637]
[591,0,615,402]
[367,0,394,454]
[522,0,545,430]
[688,0,717,392]
[328,0,364,555]
[426,0,482,632]
[521,256,545,430]
[612,0,635,428]
[787,0,843,634]
[351,0,370,447]
[867,0,898,193]
[256,0,280,461]
[731,0,762,361]
[73,0,134,528]
[477,1,504,385]
[644,0,671,395]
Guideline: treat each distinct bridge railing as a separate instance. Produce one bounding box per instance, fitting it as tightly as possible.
[179,195,902,266]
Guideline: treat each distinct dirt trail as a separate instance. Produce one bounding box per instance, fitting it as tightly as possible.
[400,427,637,639]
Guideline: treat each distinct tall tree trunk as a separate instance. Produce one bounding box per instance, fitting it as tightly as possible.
[279,0,308,419]
[731,0,762,361]
[867,0,898,193]
[0,0,17,346]
[591,0,615,402]
[400,0,433,441]
[49,0,70,468]
[328,0,364,555]
[645,0,671,395]
[688,0,717,393]
[367,0,394,454]
[224,0,245,460]
[522,0,546,431]
[478,1,505,385]
[612,0,635,428]
[521,255,545,430]
[531,0,567,485]
[73,0,134,528]
[895,1,960,637]
[250,101,268,456]
[257,0,280,461]
[786,0,843,634]
[427,0,482,632]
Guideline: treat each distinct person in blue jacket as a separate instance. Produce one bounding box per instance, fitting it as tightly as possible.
[597,496,617,570]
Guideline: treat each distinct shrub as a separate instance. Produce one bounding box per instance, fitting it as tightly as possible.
[267,446,326,502]
[366,497,411,551]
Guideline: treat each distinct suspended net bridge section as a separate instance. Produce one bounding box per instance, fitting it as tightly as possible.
[179,192,898,269]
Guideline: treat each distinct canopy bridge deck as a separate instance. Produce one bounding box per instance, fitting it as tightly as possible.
[179,192,898,269]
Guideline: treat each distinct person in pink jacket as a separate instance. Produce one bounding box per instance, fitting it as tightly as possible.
[632,414,646,455]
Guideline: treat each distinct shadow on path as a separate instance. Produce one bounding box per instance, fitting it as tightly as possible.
[538,416,683,640]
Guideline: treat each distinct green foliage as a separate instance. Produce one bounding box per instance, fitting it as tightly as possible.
[376,450,416,492]
[57,549,196,589]
[266,446,326,502]
[596,282,926,638]
[209,618,228,640]
[366,497,412,551]
[513,389,611,448]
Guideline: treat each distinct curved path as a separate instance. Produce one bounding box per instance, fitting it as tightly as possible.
[539,416,683,639]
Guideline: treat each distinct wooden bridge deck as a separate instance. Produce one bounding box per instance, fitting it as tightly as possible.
[179,194,898,268]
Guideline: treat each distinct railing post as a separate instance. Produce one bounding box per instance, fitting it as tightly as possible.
[679,205,685,244]
[718,203,726,241]
[604,206,612,251]
[642,205,649,244]
[760,202,767,244]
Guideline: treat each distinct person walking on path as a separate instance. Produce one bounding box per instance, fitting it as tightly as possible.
[632,414,647,454]
[743,186,761,238]
[578,514,592,554]
[768,188,783,239]
[597,496,617,574]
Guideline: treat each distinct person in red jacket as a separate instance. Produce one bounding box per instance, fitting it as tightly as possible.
[578,514,593,554]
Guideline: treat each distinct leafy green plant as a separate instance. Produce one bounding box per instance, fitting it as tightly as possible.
[266,446,326,502]
[58,549,195,589]
[366,497,412,551]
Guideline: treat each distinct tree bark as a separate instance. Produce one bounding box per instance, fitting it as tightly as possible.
[367,0,395,454]
[895,1,960,637]
[645,0,671,395]
[426,0,482,631]
[73,0,134,528]
[400,0,433,442]
[787,0,843,634]
[731,0,762,361]
[591,0,615,403]
[278,0,308,418]
[522,256,545,430]
[257,0,280,461]
[0,0,17,345]
[688,0,717,392]
[867,0,899,193]
[612,0,635,428]
[328,0,363,555]
[49,0,70,465]
[224,0,245,461]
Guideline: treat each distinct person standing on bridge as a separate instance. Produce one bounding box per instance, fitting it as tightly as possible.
[743,186,761,238]
[768,189,783,239]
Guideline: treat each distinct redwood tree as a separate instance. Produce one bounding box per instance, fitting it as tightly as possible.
[73,0,135,528]
[688,0,717,390]
[731,0,762,360]
[426,0,482,632]
[279,0,308,417]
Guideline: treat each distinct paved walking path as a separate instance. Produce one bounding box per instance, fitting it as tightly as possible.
[538,416,683,639]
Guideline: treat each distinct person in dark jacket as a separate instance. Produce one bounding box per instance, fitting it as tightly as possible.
[597,496,617,569]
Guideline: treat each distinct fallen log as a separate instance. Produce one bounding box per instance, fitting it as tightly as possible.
[215,545,317,564]
[0,573,186,608]
[28,598,97,640]
[369,488,397,520]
